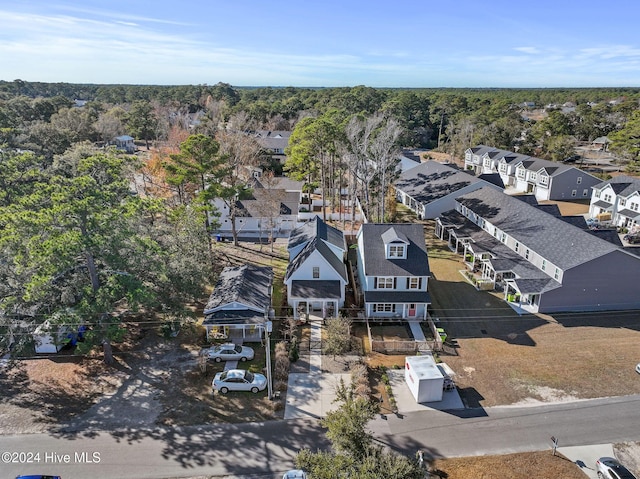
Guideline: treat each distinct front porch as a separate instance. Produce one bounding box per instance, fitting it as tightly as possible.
[205,323,265,342]
[292,299,339,321]
[503,280,541,315]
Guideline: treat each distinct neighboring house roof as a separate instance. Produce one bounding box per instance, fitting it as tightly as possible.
[455,187,619,271]
[478,173,505,189]
[285,237,348,281]
[115,135,134,141]
[236,189,300,217]
[288,216,346,252]
[535,204,562,217]
[592,136,611,144]
[450,214,561,293]
[395,160,488,205]
[359,223,430,277]
[593,175,640,197]
[253,130,291,151]
[253,176,304,192]
[203,265,273,316]
[468,145,498,157]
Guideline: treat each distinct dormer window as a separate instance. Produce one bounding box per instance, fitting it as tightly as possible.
[381,226,409,259]
[388,244,406,258]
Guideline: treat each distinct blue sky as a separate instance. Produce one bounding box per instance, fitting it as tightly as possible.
[1,0,640,87]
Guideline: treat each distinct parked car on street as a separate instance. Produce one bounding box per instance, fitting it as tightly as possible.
[204,343,255,362]
[283,470,307,479]
[623,234,640,244]
[563,154,582,163]
[636,362,640,374]
[596,457,637,479]
[16,476,62,479]
[212,369,267,394]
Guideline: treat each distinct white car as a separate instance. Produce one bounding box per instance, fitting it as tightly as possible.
[204,343,255,362]
[596,457,637,479]
[283,470,307,479]
[212,369,267,394]
[636,363,640,374]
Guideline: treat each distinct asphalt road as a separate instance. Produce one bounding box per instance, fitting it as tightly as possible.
[2,395,640,479]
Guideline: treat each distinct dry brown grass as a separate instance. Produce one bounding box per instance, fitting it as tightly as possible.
[420,218,640,407]
[431,450,586,479]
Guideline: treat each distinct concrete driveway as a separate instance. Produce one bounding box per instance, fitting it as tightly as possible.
[557,444,615,479]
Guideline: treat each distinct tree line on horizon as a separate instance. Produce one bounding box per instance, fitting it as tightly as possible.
[2,79,640,167]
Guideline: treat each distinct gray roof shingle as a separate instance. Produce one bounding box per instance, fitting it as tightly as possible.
[395,161,487,205]
[288,216,346,252]
[455,187,618,271]
[359,224,430,277]
[290,280,342,299]
[204,265,273,316]
[285,237,347,281]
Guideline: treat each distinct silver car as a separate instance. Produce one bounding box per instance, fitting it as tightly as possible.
[596,457,637,479]
[212,369,267,394]
[204,343,255,362]
[282,470,307,479]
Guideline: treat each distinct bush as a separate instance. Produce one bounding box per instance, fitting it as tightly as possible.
[274,379,288,391]
[289,335,300,362]
[350,363,370,399]
[274,340,290,381]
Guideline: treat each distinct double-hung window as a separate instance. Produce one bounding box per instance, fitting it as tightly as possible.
[377,277,394,289]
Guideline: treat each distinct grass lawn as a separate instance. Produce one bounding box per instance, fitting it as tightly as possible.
[431,450,586,479]
[421,219,640,407]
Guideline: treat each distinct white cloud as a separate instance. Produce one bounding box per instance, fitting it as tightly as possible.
[514,46,541,55]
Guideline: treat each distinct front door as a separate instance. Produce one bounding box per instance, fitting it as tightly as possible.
[408,303,416,317]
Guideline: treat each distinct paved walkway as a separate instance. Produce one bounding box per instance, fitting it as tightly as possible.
[284,315,350,419]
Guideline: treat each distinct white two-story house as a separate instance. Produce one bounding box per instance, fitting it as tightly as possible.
[356,223,431,320]
[465,145,601,200]
[284,216,348,319]
[589,176,640,230]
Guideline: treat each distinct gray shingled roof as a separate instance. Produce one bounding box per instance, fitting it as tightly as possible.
[359,223,430,277]
[592,200,613,209]
[253,130,291,151]
[203,309,266,325]
[380,226,408,244]
[290,280,342,299]
[254,176,304,192]
[285,237,347,281]
[288,216,346,252]
[617,208,640,218]
[455,187,619,271]
[445,214,562,292]
[204,265,273,315]
[395,160,486,205]
[239,189,300,217]
[592,175,640,197]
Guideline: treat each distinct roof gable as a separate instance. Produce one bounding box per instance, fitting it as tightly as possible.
[359,223,430,277]
[381,226,409,245]
[285,237,347,281]
[204,265,273,315]
[287,216,346,252]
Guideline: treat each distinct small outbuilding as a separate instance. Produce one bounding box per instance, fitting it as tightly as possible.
[404,354,444,403]
[34,322,74,354]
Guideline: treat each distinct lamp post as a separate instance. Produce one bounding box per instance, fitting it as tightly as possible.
[265,320,273,400]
